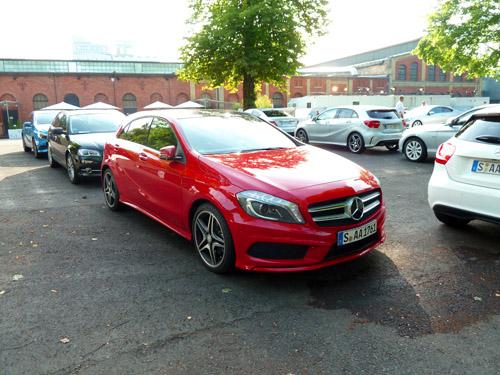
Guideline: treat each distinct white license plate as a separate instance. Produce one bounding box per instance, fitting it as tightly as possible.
[337,220,377,246]
[471,160,500,175]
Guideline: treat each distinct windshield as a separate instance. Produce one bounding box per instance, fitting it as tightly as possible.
[35,111,59,125]
[69,113,123,134]
[177,113,298,155]
[263,110,288,118]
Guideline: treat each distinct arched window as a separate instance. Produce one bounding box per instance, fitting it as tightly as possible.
[427,65,435,81]
[64,93,80,107]
[176,93,189,105]
[439,69,447,81]
[33,94,49,110]
[410,62,419,81]
[150,92,163,103]
[272,92,284,108]
[0,93,16,102]
[398,64,407,80]
[94,93,109,103]
[122,93,137,115]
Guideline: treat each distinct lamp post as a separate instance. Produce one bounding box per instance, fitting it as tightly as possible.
[110,71,118,106]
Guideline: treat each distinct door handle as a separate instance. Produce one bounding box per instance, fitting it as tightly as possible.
[139,153,148,161]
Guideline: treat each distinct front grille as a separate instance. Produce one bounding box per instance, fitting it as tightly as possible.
[248,243,308,260]
[308,189,381,227]
[324,232,380,260]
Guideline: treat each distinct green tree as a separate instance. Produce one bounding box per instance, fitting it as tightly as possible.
[414,0,500,79]
[179,0,328,109]
[255,93,272,108]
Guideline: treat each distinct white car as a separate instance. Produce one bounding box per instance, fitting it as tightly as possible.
[244,108,298,134]
[428,107,500,226]
[405,105,462,127]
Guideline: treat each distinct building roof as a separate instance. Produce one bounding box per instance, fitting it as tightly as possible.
[308,39,420,68]
[0,58,183,75]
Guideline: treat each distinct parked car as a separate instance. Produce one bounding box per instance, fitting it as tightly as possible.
[22,110,60,158]
[400,104,500,162]
[428,107,500,226]
[47,110,124,184]
[404,105,462,127]
[295,105,404,153]
[101,110,386,273]
[244,108,298,134]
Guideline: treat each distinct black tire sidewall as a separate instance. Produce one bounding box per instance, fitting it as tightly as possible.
[404,137,427,162]
[297,129,308,143]
[103,169,122,211]
[192,203,235,274]
[66,154,80,184]
[348,132,365,153]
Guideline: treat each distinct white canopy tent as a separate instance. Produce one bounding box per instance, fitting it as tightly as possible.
[82,102,120,110]
[175,101,204,109]
[144,101,173,109]
[40,102,79,111]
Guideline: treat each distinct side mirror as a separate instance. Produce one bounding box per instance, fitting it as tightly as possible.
[23,121,32,128]
[51,127,64,135]
[159,145,177,160]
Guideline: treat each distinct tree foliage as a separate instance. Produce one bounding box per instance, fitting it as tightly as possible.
[255,94,272,108]
[178,0,328,109]
[414,0,500,79]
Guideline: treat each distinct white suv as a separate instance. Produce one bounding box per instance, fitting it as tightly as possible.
[428,107,500,226]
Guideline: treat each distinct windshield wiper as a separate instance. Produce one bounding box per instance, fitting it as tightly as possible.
[239,147,288,153]
[475,136,500,144]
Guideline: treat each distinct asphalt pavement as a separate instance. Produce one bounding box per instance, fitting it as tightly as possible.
[0,139,498,375]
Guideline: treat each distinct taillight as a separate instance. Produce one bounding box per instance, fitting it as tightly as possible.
[435,142,456,165]
[364,120,381,128]
[402,120,407,128]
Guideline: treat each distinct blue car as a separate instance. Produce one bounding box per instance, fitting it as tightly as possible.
[22,110,60,158]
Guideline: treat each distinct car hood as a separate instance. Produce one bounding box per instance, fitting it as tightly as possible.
[69,132,116,151]
[202,146,377,193]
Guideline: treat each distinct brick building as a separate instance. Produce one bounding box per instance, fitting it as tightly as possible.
[0,39,485,138]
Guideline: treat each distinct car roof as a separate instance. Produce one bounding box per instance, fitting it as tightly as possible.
[59,109,124,117]
[324,105,394,111]
[469,106,500,117]
[125,109,244,123]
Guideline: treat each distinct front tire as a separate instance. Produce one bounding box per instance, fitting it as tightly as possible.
[296,129,309,143]
[434,212,470,227]
[33,139,42,159]
[66,153,80,184]
[192,203,235,274]
[403,138,427,162]
[103,169,123,211]
[22,135,31,152]
[347,132,365,153]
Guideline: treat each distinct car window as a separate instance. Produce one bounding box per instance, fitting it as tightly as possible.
[263,110,287,117]
[119,117,152,146]
[60,115,67,131]
[318,109,337,120]
[367,110,399,120]
[147,117,178,150]
[69,113,122,134]
[440,107,453,113]
[455,117,500,143]
[336,109,356,119]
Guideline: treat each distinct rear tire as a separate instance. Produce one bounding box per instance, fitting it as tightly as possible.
[103,169,123,211]
[192,203,235,274]
[434,212,470,227]
[403,137,427,162]
[22,135,31,152]
[48,145,58,168]
[347,132,365,153]
[296,129,309,143]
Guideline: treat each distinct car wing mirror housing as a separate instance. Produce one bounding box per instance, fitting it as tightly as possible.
[159,145,178,160]
[51,127,64,135]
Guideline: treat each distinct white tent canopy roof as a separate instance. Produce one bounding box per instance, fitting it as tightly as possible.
[175,100,204,108]
[82,102,120,110]
[40,102,79,110]
[144,101,173,109]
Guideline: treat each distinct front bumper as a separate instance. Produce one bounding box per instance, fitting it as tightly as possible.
[34,137,48,152]
[75,157,102,177]
[229,205,386,272]
[428,163,500,222]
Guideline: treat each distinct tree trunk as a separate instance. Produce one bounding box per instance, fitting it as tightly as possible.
[243,74,256,109]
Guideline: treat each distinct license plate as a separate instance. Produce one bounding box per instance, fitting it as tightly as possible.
[337,220,377,246]
[471,160,500,175]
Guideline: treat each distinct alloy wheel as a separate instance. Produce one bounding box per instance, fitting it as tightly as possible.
[194,211,226,268]
[67,155,76,182]
[296,129,308,143]
[103,172,117,207]
[405,140,423,161]
[33,139,39,158]
[348,134,362,153]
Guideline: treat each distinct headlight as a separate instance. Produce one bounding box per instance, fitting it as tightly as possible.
[37,131,47,139]
[236,190,304,224]
[77,149,101,157]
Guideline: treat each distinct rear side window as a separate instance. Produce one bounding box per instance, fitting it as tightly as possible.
[147,117,178,150]
[455,117,500,143]
[336,109,358,119]
[318,109,337,120]
[367,110,399,120]
[119,117,152,146]
[263,110,287,117]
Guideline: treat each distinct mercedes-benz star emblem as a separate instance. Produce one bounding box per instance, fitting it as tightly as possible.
[348,197,364,221]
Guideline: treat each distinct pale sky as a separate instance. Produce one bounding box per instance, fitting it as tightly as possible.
[2,0,439,65]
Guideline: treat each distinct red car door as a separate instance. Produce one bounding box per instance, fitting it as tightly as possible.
[139,117,185,229]
[114,116,153,207]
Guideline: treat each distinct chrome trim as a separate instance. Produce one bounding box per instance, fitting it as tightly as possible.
[361,191,380,203]
[308,202,346,213]
[313,213,349,222]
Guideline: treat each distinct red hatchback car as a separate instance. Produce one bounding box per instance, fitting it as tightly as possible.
[102,110,386,273]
